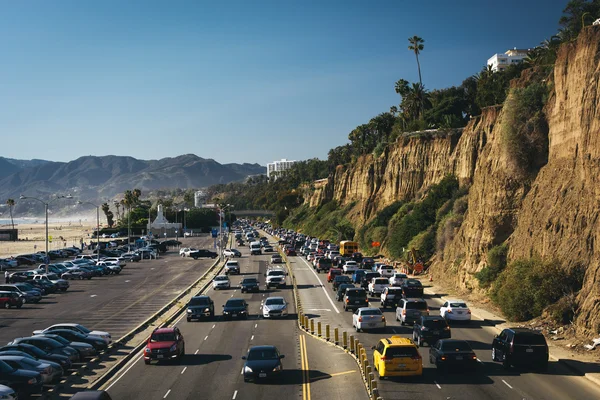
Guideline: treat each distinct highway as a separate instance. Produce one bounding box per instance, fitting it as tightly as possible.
[289,253,600,400]
[103,240,368,400]
[0,235,218,345]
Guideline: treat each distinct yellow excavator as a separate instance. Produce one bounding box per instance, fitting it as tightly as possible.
[406,248,425,275]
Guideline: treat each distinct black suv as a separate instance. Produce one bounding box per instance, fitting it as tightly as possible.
[413,316,451,346]
[316,258,333,273]
[492,328,549,370]
[402,279,424,298]
[343,288,369,311]
[186,295,215,321]
[240,277,260,293]
[189,249,218,259]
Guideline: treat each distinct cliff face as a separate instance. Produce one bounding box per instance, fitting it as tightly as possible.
[307,108,496,221]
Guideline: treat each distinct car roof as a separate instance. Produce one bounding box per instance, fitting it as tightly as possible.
[265,296,285,301]
[153,327,177,334]
[446,299,466,303]
[248,345,277,351]
[357,307,381,312]
[191,295,211,300]
[508,328,544,335]
[384,336,416,346]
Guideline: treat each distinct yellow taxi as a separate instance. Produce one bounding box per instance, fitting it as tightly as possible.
[372,336,423,378]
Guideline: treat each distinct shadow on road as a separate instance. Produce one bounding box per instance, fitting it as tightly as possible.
[178,353,232,366]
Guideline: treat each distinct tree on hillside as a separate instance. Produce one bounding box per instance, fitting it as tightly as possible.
[5,198,15,235]
[559,0,600,41]
[408,36,425,115]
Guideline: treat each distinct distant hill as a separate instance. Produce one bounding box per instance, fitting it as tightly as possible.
[0,154,265,201]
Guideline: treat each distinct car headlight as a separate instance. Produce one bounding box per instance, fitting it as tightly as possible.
[244,366,253,373]
[272,364,282,372]
[170,344,177,352]
[187,309,192,313]
[263,306,270,311]
[204,308,210,312]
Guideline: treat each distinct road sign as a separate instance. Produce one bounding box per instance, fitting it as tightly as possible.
[211,228,218,238]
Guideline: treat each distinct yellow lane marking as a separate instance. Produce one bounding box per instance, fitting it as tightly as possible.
[300,335,311,400]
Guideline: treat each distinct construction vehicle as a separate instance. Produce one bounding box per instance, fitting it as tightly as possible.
[406,248,425,275]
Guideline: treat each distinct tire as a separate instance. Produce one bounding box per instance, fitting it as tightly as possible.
[144,359,150,365]
[502,355,511,370]
[61,288,67,292]
[187,318,191,322]
[3,302,9,309]
[355,325,360,332]
[79,276,84,280]
[16,303,22,309]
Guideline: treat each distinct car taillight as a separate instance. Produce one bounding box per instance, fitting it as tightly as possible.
[467,310,471,314]
[440,356,446,361]
[380,356,388,361]
[358,317,363,322]
[471,354,477,360]
[346,298,350,303]
[447,310,453,313]
[402,310,406,315]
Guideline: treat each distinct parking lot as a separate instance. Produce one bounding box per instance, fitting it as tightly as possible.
[0,235,219,345]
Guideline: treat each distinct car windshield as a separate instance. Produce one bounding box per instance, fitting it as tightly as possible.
[404,280,422,287]
[424,319,447,329]
[150,333,177,342]
[21,345,45,357]
[226,300,245,307]
[361,309,382,316]
[387,289,403,294]
[247,348,279,360]
[441,341,472,351]
[75,325,91,334]
[215,276,228,281]
[242,279,257,284]
[265,298,285,305]
[19,358,40,368]
[347,290,366,298]
[406,302,428,310]
[47,335,69,345]
[15,284,32,291]
[189,298,209,306]
[449,303,468,308]
[269,271,285,276]
[374,279,388,284]
[385,346,418,358]
[514,334,546,345]
[0,360,15,373]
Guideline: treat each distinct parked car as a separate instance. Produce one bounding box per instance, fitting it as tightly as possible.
[222,298,249,320]
[242,345,285,382]
[8,337,79,363]
[396,298,429,325]
[491,328,549,370]
[61,268,92,280]
[15,256,36,266]
[343,288,369,312]
[261,297,288,319]
[0,355,62,383]
[0,383,17,400]
[34,335,93,360]
[352,307,386,332]
[212,275,231,290]
[0,284,41,304]
[380,287,404,309]
[32,274,69,292]
[186,296,215,321]
[39,329,107,352]
[7,271,33,283]
[0,359,43,398]
[32,324,112,344]
[335,284,355,301]
[240,277,259,293]
[372,336,422,378]
[143,327,185,365]
[0,344,72,371]
[0,291,24,309]
[439,300,471,323]
[413,316,451,347]
[429,339,478,372]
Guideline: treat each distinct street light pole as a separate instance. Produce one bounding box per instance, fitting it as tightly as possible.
[77,201,100,263]
[20,194,72,274]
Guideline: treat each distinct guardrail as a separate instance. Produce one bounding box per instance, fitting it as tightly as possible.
[276,239,383,400]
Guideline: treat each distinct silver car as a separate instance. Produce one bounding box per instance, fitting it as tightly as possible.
[0,384,16,400]
[212,275,231,290]
[0,355,62,383]
[396,298,429,325]
[352,307,386,332]
[262,297,288,318]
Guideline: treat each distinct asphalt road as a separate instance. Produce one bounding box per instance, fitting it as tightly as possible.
[290,254,600,400]
[0,235,218,346]
[103,240,368,400]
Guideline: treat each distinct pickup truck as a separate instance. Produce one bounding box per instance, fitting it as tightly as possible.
[379,286,403,308]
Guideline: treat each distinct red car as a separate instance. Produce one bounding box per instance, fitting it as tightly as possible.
[285,247,296,256]
[143,327,185,364]
[327,268,342,283]
[0,291,24,308]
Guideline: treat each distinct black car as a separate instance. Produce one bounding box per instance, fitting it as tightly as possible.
[429,339,478,371]
[332,275,352,290]
[240,278,259,293]
[361,258,375,270]
[242,345,285,382]
[9,337,79,363]
[492,328,549,370]
[0,344,72,370]
[186,296,215,322]
[189,249,218,259]
[0,359,43,397]
[360,272,381,289]
[70,390,114,400]
[343,288,369,311]
[335,284,355,301]
[402,279,424,298]
[222,298,249,320]
[413,316,451,347]
[316,258,333,273]
[42,329,108,352]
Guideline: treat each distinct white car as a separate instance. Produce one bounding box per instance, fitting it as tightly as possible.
[376,265,395,277]
[33,323,112,344]
[212,275,231,290]
[368,277,390,296]
[223,249,241,257]
[179,248,198,257]
[352,307,386,332]
[342,261,359,274]
[440,300,472,322]
[389,272,408,286]
[262,296,288,318]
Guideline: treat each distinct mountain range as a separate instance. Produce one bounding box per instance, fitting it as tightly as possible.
[0,154,265,201]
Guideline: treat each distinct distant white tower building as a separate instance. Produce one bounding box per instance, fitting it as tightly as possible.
[194,190,207,208]
[147,204,181,234]
[267,158,297,180]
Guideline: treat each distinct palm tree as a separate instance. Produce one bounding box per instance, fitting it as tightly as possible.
[114,201,121,222]
[5,198,15,233]
[408,36,425,88]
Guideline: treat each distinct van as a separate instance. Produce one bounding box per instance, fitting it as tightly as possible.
[396,298,429,325]
[372,336,422,377]
[250,242,262,256]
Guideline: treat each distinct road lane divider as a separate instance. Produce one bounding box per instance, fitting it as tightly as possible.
[299,334,312,400]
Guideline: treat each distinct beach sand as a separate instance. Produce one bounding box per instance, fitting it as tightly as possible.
[0,221,97,258]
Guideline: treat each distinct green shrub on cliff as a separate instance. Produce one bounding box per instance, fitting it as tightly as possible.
[475,244,508,287]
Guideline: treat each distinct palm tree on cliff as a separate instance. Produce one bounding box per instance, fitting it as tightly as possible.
[5,198,15,233]
[408,36,425,116]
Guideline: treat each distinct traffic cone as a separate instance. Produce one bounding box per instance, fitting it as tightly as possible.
[429,274,433,282]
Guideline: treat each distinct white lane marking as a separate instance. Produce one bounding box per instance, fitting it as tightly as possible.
[232,390,238,399]
[240,368,244,375]
[164,389,171,398]
[299,258,340,313]
[104,355,143,390]
[434,381,441,389]
[477,358,484,364]
[212,324,216,329]
[263,294,265,297]
[502,379,513,389]
[181,367,187,374]
[90,295,97,298]
[255,324,257,328]
[234,290,237,293]
[151,268,155,270]
[391,328,398,333]
[194,349,199,355]
[307,308,330,311]
[204,336,209,341]
[125,280,131,283]
[250,335,254,341]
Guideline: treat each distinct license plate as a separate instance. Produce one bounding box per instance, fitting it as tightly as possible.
[457,311,463,314]
[369,323,375,327]
[433,331,440,335]
[526,348,534,353]
[398,364,406,367]
[414,312,421,316]
[232,314,237,317]
[355,301,360,304]
[259,373,267,378]
[157,354,164,359]
[456,356,463,360]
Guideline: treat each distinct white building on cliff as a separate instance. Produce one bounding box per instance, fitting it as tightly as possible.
[266,158,297,180]
[487,48,530,72]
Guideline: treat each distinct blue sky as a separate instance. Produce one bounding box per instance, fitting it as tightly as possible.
[0,0,566,166]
